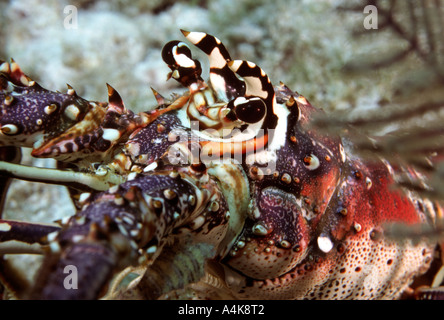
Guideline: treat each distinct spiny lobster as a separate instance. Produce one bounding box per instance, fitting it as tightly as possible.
[0,30,442,300]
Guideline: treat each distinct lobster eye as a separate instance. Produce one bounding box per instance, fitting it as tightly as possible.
[232,97,266,124]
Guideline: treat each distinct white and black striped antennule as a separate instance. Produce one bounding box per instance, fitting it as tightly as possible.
[161,40,203,87]
[181,30,245,102]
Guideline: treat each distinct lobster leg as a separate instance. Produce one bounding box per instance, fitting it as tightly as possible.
[0,160,126,192]
[0,147,26,299]
[27,166,231,299]
[0,219,60,250]
[0,146,21,218]
[0,219,61,297]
